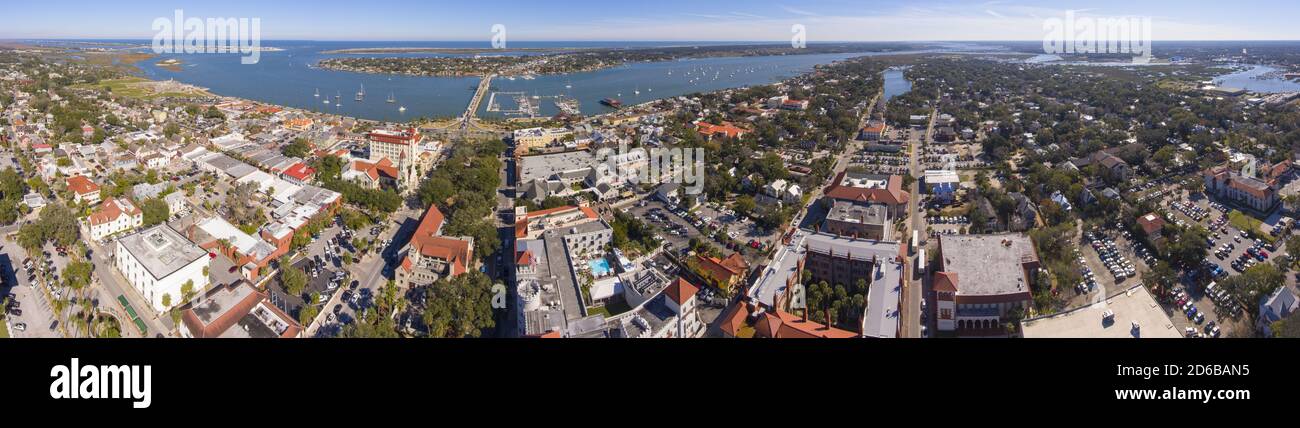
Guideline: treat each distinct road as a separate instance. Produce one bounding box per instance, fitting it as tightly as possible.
[901,104,938,338]
[89,240,171,337]
[462,74,494,129]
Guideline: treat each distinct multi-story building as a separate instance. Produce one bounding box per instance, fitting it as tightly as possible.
[694,253,749,292]
[367,128,427,191]
[65,175,100,204]
[823,200,891,241]
[1203,165,1280,213]
[179,280,302,338]
[87,198,143,241]
[115,225,212,312]
[822,171,910,219]
[931,234,1038,336]
[512,127,572,153]
[397,206,474,289]
[801,232,901,289]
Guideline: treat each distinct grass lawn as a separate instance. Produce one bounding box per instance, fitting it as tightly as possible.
[585,299,634,318]
[72,77,209,99]
[0,321,9,338]
[1228,210,1272,242]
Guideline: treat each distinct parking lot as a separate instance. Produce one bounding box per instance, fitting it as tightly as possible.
[1070,227,1151,307]
[1156,192,1277,337]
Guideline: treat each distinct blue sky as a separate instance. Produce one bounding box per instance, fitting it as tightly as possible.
[2,0,1297,41]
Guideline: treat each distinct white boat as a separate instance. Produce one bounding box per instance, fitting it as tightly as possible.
[314,88,320,97]
[399,106,406,112]
[387,92,396,103]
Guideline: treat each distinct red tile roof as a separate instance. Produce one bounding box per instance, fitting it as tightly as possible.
[695,121,748,139]
[1137,213,1165,236]
[66,175,99,196]
[88,198,141,226]
[663,277,699,306]
[822,171,910,205]
[406,205,472,277]
[696,253,749,284]
[933,271,959,293]
[282,162,316,181]
[367,128,421,145]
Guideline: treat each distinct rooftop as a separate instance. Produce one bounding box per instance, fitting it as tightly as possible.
[827,200,890,226]
[937,234,1037,297]
[1021,285,1180,338]
[862,259,903,338]
[518,150,596,183]
[804,232,900,262]
[118,225,209,281]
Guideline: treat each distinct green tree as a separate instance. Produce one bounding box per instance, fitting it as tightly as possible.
[140,198,170,227]
[181,279,196,303]
[281,268,308,297]
[299,304,319,327]
[420,271,497,338]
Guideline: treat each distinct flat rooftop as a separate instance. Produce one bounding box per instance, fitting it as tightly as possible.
[118,225,208,281]
[862,260,903,338]
[804,232,900,262]
[519,151,595,183]
[938,234,1036,297]
[827,200,889,225]
[1022,285,1180,338]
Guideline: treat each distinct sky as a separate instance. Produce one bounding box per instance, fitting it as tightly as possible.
[1,0,1297,42]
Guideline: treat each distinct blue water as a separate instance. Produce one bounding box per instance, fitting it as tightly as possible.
[26,39,1035,121]
[588,259,612,277]
[1212,64,1300,94]
[32,40,972,122]
[882,67,912,100]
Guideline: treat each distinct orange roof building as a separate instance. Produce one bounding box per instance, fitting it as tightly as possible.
[396,205,475,288]
[719,299,859,339]
[66,175,101,204]
[86,198,143,241]
[694,253,749,291]
[695,121,748,140]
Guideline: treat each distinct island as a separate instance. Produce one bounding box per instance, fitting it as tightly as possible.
[316,43,921,77]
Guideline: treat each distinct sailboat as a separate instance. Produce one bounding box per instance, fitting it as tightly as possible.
[565,80,572,89]
[334,91,341,102]
[399,106,407,113]
[634,85,640,96]
[355,84,365,101]
[314,88,320,98]
[387,92,396,103]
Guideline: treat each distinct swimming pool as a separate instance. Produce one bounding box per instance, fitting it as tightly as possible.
[588,259,613,277]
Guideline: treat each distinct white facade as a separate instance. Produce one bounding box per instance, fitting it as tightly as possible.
[115,227,212,312]
[87,199,143,241]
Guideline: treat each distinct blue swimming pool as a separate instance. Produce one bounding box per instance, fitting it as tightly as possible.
[588,259,612,277]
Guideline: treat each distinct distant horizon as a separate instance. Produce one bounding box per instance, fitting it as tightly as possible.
[11,38,1300,44]
[3,1,1298,41]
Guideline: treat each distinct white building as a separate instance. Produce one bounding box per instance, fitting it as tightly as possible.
[87,198,143,241]
[164,192,188,216]
[115,225,212,312]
